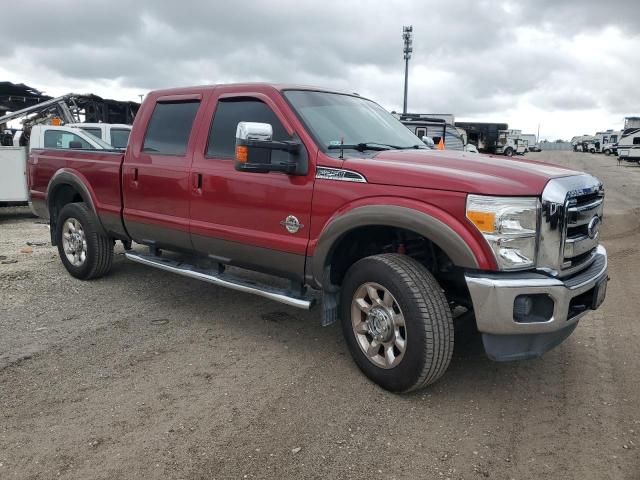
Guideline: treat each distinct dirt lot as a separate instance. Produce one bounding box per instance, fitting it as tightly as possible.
[1,151,639,480]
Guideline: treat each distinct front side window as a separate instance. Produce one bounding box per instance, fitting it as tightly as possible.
[44,130,93,149]
[143,101,200,155]
[111,128,131,149]
[207,98,288,159]
[284,90,424,152]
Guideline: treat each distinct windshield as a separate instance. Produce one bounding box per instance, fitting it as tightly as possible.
[284,90,424,151]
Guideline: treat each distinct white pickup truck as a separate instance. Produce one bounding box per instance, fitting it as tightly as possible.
[67,123,132,149]
[0,125,114,204]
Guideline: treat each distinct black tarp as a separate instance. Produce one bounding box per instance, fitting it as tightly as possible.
[0,82,51,116]
[0,81,139,124]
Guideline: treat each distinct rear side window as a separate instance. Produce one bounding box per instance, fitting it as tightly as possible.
[111,128,131,149]
[44,130,93,149]
[207,99,288,158]
[143,101,200,155]
[80,127,102,139]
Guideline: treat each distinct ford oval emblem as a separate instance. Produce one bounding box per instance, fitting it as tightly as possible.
[280,215,303,234]
[587,216,601,239]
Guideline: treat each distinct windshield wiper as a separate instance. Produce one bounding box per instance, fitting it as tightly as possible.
[327,142,401,152]
[328,142,430,152]
[398,144,428,150]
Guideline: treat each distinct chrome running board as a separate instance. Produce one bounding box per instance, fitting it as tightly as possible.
[125,252,314,310]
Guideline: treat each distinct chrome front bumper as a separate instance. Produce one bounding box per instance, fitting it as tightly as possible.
[465,245,608,337]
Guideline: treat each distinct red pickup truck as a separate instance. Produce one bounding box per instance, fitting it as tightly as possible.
[28,84,608,392]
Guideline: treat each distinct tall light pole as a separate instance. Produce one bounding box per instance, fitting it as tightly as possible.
[402,25,413,115]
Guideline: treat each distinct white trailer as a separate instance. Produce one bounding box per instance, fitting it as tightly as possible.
[495,129,526,156]
[617,117,640,163]
[601,131,621,156]
[588,130,617,154]
[571,135,595,152]
[520,134,540,152]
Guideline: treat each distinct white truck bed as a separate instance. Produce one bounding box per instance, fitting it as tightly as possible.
[0,147,28,202]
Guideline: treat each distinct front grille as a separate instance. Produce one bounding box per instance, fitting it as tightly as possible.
[564,252,606,288]
[567,224,588,238]
[539,174,604,276]
[572,191,600,207]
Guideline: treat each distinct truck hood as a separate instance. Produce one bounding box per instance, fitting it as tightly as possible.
[342,149,580,196]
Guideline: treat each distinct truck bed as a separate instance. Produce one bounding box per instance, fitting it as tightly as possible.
[29,148,126,238]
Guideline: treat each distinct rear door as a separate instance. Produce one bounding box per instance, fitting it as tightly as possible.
[189,93,315,280]
[122,95,203,251]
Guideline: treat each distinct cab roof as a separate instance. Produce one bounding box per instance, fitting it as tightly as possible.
[147,83,365,99]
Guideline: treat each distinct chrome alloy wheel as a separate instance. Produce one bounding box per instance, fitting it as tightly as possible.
[351,282,407,369]
[62,217,87,267]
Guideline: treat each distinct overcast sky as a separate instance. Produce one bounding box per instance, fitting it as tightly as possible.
[1,0,638,140]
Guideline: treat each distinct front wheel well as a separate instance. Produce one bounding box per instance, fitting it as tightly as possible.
[326,225,471,308]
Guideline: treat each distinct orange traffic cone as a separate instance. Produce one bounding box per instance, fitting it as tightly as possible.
[437,138,445,150]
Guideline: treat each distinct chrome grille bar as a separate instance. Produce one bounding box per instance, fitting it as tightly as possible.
[539,174,604,277]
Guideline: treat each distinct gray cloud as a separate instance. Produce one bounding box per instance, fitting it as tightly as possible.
[1,0,638,136]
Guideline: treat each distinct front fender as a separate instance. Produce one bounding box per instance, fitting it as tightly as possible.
[308,198,496,288]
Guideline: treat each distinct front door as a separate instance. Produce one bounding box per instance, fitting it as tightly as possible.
[189,93,315,281]
[123,96,203,251]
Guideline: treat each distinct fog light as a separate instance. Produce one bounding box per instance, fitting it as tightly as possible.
[513,294,555,323]
[514,295,533,321]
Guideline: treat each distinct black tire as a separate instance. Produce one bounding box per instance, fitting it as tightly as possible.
[604,149,611,156]
[56,202,113,280]
[340,254,453,392]
[505,148,513,157]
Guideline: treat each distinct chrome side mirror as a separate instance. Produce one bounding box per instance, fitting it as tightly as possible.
[236,122,273,142]
[235,121,302,175]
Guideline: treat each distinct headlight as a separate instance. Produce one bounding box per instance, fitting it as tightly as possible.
[466,195,539,270]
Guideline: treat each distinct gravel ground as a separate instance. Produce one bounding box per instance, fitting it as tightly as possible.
[1,151,639,480]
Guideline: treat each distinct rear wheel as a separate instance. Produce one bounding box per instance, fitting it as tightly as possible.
[604,149,611,156]
[56,202,113,280]
[340,254,454,392]
[505,148,514,157]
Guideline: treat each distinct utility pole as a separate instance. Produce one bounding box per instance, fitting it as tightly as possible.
[402,25,413,115]
[537,123,540,142]
[138,94,144,104]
